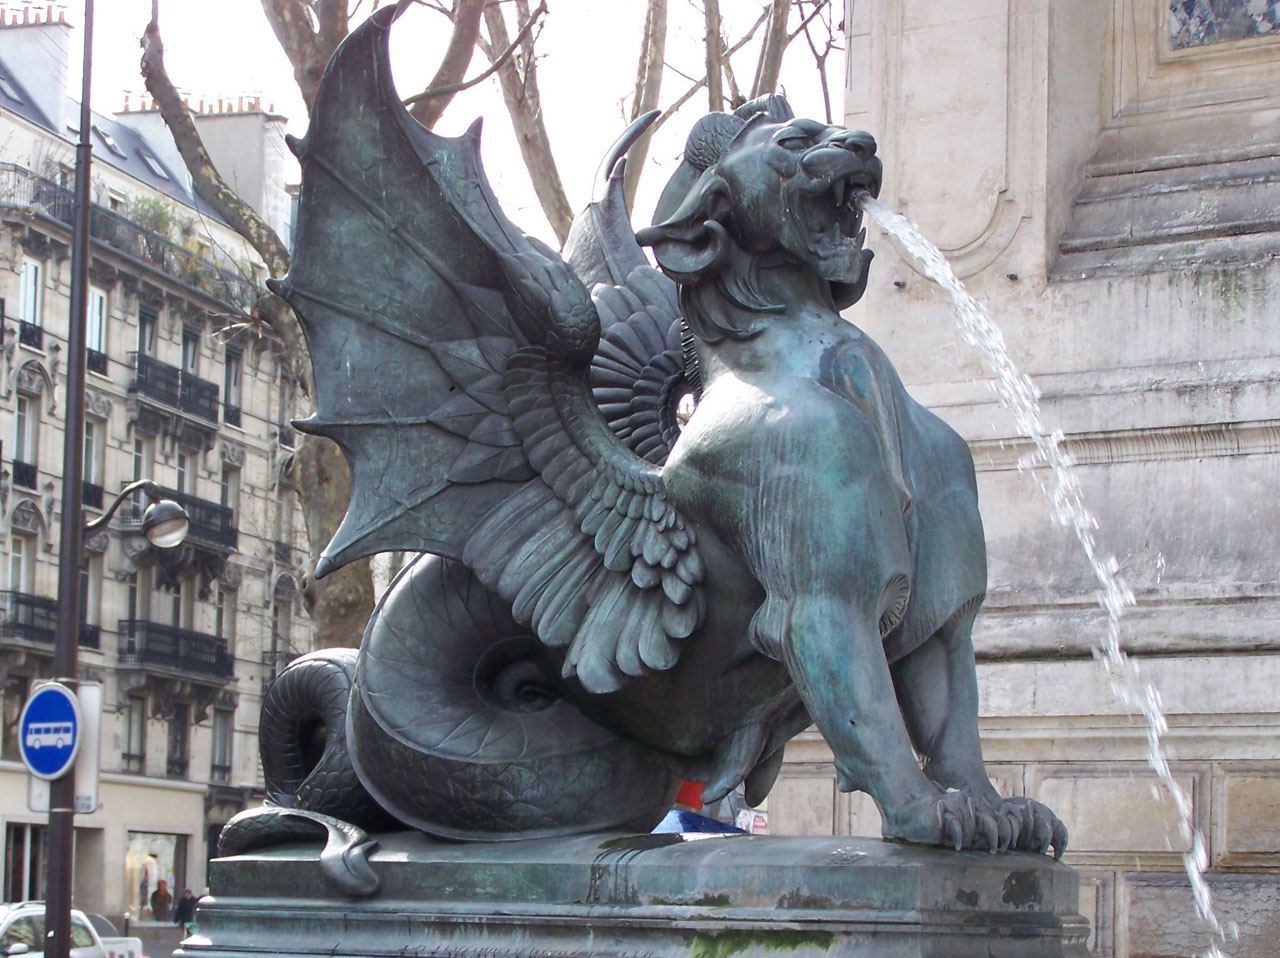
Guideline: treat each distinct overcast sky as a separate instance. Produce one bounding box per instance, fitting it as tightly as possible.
[72,0,845,246]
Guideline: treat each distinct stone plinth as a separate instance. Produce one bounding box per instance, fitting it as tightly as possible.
[182,832,1089,957]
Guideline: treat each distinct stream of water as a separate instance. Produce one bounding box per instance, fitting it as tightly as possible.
[858,196,1230,957]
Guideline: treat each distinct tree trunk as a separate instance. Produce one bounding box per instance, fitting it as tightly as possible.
[143,5,375,648]
[751,0,792,98]
[259,0,348,114]
[704,0,724,113]
[623,0,667,211]
[483,0,574,245]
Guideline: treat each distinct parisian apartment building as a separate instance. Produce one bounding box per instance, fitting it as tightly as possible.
[0,10,313,922]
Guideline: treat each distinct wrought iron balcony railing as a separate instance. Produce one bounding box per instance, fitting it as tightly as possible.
[12,460,36,489]
[0,591,100,648]
[129,353,220,423]
[0,163,258,312]
[87,348,108,375]
[83,481,104,509]
[18,320,42,349]
[120,484,238,552]
[117,619,234,680]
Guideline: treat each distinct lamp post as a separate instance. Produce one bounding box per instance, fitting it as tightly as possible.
[42,2,95,954]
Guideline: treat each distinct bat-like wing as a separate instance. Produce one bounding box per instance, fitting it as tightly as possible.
[273,3,705,694]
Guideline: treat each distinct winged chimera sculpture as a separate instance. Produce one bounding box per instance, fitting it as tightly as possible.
[236,4,1066,864]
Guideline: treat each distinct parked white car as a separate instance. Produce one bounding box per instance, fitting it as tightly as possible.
[0,903,143,958]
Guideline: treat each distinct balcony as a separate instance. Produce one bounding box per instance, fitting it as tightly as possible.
[121,485,237,552]
[83,481,104,509]
[17,320,42,349]
[223,403,241,427]
[0,163,257,312]
[12,460,36,489]
[130,353,220,423]
[0,591,100,648]
[117,619,233,680]
[87,348,108,375]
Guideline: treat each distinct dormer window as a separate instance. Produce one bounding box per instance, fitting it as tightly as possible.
[137,148,169,180]
[93,125,127,158]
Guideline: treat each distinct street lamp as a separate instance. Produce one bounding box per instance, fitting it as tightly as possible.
[86,479,191,550]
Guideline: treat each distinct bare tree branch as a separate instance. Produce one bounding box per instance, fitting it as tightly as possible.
[720,25,745,108]
[142,7,291,285]
[407,0,486,128]
[750,0,791,98]
[796,0,836,123]
[645,5,770,143]
[624,0,667,210]
[483,0,573,244]
[403,0,545,110]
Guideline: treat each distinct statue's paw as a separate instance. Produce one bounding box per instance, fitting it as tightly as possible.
[995,796,1068,859]
[883,789,999,853]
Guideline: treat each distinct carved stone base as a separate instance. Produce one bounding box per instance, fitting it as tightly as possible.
[184,832,1089,957]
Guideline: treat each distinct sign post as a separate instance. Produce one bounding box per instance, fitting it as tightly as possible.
[27,682,101,815]
[18,682,82,782]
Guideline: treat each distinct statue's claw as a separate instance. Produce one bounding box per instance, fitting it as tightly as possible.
[995,797,1068,859]
[885,789,1000,852]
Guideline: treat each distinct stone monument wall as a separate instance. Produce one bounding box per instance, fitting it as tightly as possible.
[766,3,1280,955]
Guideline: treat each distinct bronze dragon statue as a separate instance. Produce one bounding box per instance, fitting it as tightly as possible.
[221,3,1066,883]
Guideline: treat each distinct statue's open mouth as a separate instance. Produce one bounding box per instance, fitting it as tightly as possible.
[800,168,881,271]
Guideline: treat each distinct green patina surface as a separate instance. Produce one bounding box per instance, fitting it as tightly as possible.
[689,928,836,958]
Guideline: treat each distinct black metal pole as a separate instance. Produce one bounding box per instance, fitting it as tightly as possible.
[46,3,93,956]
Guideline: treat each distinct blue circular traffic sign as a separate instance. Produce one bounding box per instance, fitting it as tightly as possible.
[18,682,81,780]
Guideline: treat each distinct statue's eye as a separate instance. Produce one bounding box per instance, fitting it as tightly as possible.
[776,134,812,151]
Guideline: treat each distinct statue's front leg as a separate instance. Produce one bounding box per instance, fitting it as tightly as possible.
[891,608,1068,857]
[778,591,999,851]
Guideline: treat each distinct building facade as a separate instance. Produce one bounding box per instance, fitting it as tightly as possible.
[764,2,1280,956]
[0,12,312,923]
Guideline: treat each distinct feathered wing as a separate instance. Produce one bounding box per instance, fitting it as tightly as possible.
[274,3,704,694]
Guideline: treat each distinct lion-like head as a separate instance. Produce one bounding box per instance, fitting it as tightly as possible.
[636,96,882,342]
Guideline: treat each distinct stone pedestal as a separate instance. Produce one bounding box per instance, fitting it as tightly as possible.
[182,832,1089,957]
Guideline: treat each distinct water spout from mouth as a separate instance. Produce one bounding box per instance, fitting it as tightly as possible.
[856,194,1230,957]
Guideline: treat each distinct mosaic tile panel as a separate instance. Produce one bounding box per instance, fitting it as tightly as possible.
[1170,0,1280,48]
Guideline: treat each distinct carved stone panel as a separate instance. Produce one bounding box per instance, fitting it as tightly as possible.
[85,390,113,418]
[9,498,43,535]
[220,439,246,467]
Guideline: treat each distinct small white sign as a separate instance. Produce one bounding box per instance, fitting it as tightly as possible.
[28,682,102,814]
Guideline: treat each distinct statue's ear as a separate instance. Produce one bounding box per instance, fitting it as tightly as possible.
[635,178,731,283]
[637,219,728,283]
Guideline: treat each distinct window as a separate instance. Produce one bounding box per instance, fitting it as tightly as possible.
[176,452,189,494]
[215,586,237,645]
[79,556,101,626]
[18,258,41,327]
[3,823,45,903]
[220,465,240,523]
[7,536,33,593]
[14,394,37,466]
[224,349,242,405]
[182,328,200,375]
[132,437,152,483]
[137,306,157,355]
[87,286,108,356]
[122,694,145,773]
[166,703,190,778]
[92,124,127,158]
[211,709,232,783]
[83,419,104,486]
[137,149,170,180]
